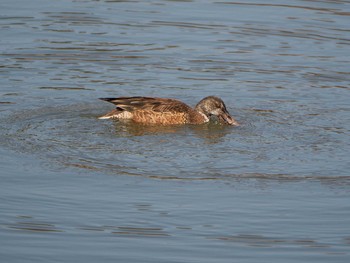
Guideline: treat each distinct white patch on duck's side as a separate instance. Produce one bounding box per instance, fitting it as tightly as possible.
[117,111,133,119]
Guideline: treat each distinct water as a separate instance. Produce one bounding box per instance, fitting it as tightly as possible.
[1,0,350,262]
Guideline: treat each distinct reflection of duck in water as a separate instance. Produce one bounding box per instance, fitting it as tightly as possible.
[98,96,239,126]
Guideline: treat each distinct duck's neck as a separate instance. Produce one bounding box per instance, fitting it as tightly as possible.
[193,107,209,123]
[198,111,209,122]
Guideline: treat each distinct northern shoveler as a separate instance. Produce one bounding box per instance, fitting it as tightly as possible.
[98,96,239,126]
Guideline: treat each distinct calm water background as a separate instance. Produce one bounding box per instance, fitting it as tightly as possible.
[1,0,350,262]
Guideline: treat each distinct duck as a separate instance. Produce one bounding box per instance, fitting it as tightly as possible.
[98,96,239,126]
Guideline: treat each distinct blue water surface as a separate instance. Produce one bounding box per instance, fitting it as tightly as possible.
[0,0,350,262]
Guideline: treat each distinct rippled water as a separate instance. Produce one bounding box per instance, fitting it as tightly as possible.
[1,0,350,262]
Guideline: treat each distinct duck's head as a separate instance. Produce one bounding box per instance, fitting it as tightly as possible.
[195,96,239,126]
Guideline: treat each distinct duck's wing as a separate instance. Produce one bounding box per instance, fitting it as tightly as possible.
[99,97,192,113]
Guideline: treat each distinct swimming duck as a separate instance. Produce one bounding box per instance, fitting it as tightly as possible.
[98,96,239,125]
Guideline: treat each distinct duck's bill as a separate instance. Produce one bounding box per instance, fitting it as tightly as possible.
[218,113,239,126]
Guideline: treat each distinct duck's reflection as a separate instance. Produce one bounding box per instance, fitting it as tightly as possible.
[190,121,235,144]
[112,119,235,143]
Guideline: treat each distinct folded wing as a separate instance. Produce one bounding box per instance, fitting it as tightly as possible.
[99,97,191,113]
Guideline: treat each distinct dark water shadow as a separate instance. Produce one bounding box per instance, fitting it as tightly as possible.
[6,216,63,233]
[212,234,334,250]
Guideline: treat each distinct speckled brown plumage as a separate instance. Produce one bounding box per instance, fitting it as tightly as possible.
[99,96,239,126]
